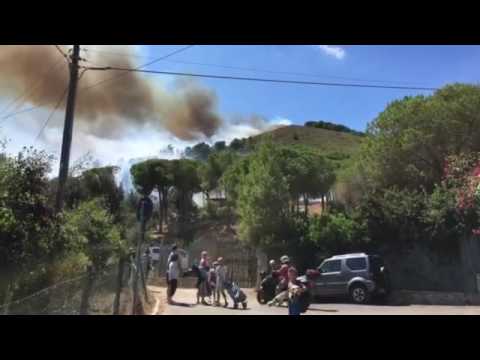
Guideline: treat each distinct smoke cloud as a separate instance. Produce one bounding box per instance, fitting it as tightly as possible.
[231,114,291,132]
[0,45,222,140]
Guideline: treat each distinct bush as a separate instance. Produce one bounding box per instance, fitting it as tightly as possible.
[308,212,369,257]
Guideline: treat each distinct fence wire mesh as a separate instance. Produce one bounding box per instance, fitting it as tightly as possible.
[0,258,152,315]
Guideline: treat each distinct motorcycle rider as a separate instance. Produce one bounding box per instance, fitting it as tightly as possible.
[268,255,292,307]
[268,259,277,274]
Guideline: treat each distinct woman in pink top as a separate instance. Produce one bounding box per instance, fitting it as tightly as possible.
[200,251,209,269]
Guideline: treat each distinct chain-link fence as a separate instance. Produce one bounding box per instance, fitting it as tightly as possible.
[0,258,152,315]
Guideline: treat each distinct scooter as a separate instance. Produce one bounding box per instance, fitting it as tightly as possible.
[256,271,280,304]
[296,269,321,313]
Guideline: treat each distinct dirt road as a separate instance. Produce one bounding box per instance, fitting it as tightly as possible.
[148,287,480,315]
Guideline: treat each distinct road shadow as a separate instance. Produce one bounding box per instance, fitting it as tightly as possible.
[170,302,193,308]
[312,296,409,307]
[307,308,339,313]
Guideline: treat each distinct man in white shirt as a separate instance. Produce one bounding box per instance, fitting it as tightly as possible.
[167,254,180,305]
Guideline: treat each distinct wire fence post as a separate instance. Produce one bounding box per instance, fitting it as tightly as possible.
[113,257,126,315]
[2,284,13,315]
[79,265,95,315]
[132,202,145,315]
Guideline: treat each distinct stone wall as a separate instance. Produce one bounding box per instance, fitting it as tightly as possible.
[384,245,465,292]
[390,290,480,306]
[383,237,480,294]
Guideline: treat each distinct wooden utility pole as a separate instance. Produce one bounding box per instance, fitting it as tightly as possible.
[55,45,81,212]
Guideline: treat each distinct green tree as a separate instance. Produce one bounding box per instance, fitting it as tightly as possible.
[237,142,290,249]
[308,212,368,257]
[64,199,123,314]
[200,150,239,200]
[131,159,174,232]
[0,147,67,308]
[184,142,211,162]
[213,141,226,152]
[277,146,336,215]
[170,159,201,222]
[359,84,480,192]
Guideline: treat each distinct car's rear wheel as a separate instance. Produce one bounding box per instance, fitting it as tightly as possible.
[349,284,369,304]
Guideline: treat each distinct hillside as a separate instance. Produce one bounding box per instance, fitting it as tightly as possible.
[250,125,363,158]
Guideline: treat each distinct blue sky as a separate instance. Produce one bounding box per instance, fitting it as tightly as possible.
[1,45,480,169]
[140,45,480,131]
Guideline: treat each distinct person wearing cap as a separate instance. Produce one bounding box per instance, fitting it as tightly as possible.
[277,255,291,288]
[214,257,228,307]
[268,255,292,307]
[268,259,278,275]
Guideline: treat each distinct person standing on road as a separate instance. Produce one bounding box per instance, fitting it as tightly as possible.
[287,267,306,316]
[167,244,178,270]
[208,261,218,305]
[167,254,180,305]
[198,251,210,305]
[215,257,228,307]
[165,244,177,287]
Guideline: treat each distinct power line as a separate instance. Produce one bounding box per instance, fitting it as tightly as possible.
[1,54,90,125]
[83,47,434,87]
[54,45,70,62]
[79,45,195,92]
[81,47,149,59]
[88,66,439,91]
[0,56,66,120]
[33,86,69,144]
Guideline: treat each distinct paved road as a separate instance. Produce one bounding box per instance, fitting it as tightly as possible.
[149,287,480,315]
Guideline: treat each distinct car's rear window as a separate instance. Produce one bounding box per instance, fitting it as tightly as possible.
[346,257,367,271]
[152,249,160,254]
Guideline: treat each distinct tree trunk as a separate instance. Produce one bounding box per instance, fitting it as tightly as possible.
[296,197,300,214]
[321,194,325,213]
[79,266,96,315]
[303,194,309,216]
[158,187,164,234]
[113,258,125,315]
[2,282,14,315]
[162,188,169,232]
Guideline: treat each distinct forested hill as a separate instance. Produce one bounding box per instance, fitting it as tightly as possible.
[251,125,363,157]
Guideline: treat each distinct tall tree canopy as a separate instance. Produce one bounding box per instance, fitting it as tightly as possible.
[359,84,480,192]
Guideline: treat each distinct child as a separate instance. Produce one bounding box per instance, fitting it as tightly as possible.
[287,267,306,316]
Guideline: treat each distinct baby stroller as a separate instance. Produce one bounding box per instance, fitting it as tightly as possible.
[224,280,248,310]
